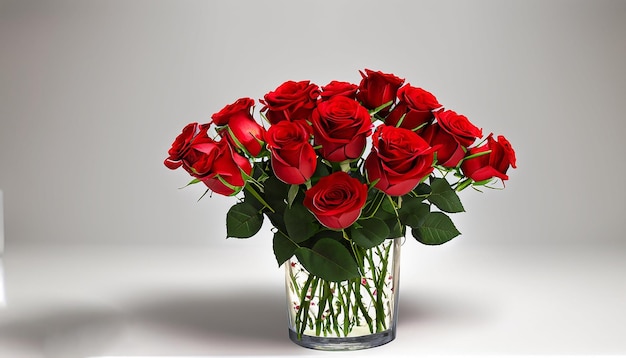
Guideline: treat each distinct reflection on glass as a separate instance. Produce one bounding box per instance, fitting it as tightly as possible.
[0,258,5,307]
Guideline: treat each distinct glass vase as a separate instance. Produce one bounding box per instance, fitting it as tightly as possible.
[285,237,401,350]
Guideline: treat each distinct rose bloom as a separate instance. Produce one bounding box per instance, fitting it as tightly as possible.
[164,122,214,173]
[421,122,466,168]
[461,134,517,182]
[435,110,482,147]
[356,69,404,115]
[311,96,373,162]
[365,125,435,196]
[303,171,368,230]
[164,123,252,196]
[260,80,320,124]
[386,85,442,130]
[201,141,253,196]
[320,80,358,100]
[265,120,317,185]
[211,97,265,157]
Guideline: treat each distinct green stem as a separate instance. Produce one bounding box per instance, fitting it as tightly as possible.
[325,282,341,337]
[364,250,384,332]
[295,275,315,339]
[306,277,320,332]
[376,243,393,330]
[342,282,351,336]
[315,279,328,336]
[353,278,374,333]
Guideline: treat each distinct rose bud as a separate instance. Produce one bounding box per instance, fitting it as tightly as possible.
[311,96,373,162]
[385,85,442,130]
[355,69,404,115]
[461,134,517,182]
[260,80,320,124]
[211,97,265,157]
[266,120,317,185]
[365,125,435,196]
[303,171,368,230]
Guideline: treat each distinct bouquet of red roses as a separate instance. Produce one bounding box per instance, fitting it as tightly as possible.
[164,69,516,282]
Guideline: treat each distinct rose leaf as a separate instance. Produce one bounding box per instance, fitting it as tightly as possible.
[273,230,298,266]
[226,202,264,238]
[350,217,390,249]
[295,238,360,282]
[411,211,461,245]
[284,202,318,243]
[427,177,465,213]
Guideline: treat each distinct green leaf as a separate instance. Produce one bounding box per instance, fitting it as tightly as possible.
[385,218,405,238]
[374,194,397,220]
[413,182,432,196]
[295,238,360,282]
[263,176,288,211]
[273,231,298,266]
[226,202,263,238]
[412,212,461,245]
[265,212,286,234]
[287,184,299,208]
[398,195,430,227]
[350,217,390,249]
[284,202,318,243]
[372,199,404,238]
[428,178,465,213]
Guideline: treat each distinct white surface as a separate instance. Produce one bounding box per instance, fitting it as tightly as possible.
[0,240,625,357]
[0,189,4,252]
[0,258,5,308]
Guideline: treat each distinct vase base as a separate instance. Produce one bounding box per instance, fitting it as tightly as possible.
[288,328,395,351]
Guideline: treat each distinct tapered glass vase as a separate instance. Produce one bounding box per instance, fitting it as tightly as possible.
[285,237,401,350]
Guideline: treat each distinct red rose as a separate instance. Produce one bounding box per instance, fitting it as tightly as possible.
[435,110,482,147]
[266,120,317,185]
[211,98,254,126]
[164,123,252,196]
[320,80,358,100]
[164,122,214,173]
[200,140,253,196]
[365,125,435,196]
[356,69,404,115]
[303,171,368,230]
[386,85,442,130]
[421,122,466,168]
[260,80,320,124]
[461,134,517,182]
[311,96,373,162]
[211,98,265,157]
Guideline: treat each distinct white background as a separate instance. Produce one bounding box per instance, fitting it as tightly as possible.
[1,0,625,357]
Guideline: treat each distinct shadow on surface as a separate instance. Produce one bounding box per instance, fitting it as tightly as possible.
[0,286,301,357]
[0,285,492,357]
[123,285,298,355]
[397,289,494,326]
[0,304,126,358]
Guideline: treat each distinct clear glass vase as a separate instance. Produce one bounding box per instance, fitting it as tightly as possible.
[285,237,401,350]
